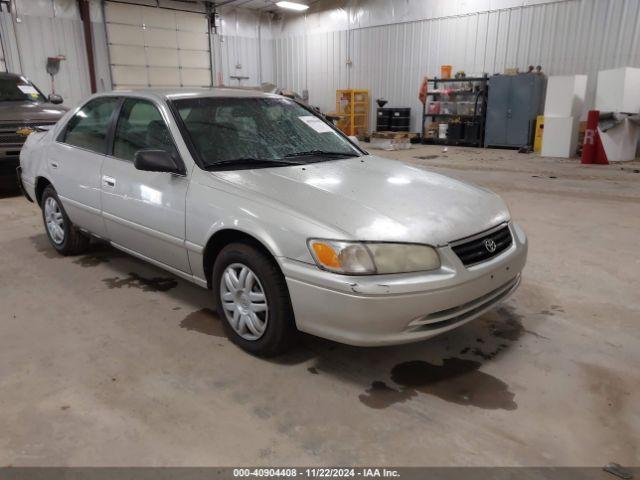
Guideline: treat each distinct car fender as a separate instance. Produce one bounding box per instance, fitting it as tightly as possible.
[186,171,350,283]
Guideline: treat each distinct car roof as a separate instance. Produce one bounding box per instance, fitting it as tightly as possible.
[0,72,31,81]
[93,87,279,103]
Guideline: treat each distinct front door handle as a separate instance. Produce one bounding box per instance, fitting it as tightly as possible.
[102,176,116,187]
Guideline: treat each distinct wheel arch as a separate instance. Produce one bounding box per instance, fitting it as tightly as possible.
[202,228,280,289]
[34,176,53,206]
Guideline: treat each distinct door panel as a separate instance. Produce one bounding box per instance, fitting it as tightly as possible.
[101,160,190,272]
[101,97,190,273]
[485,76,510,147]
[49,96,120,236]
[510,76,535,147]
[48,143,106,236]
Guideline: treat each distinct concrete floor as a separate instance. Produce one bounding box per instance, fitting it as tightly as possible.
[0,146,638,466]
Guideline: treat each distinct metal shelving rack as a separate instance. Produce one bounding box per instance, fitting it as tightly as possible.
[422,75,488,147]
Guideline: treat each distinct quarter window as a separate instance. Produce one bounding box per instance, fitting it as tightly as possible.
[113,98,178,161]
[62,97,120,153]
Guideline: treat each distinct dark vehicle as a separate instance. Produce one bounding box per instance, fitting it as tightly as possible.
[0,72,67,179]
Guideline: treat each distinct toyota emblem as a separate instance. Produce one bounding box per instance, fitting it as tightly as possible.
[483,238,497,253]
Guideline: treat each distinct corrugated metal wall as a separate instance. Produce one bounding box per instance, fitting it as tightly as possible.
[217,34,274,86]
[215,7,275,87]
[3,12,92,108]
[274,0,640,132]
[0,0,91,107]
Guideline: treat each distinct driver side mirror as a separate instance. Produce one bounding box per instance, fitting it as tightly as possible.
[48,94,63,104]
[134,150,184,175]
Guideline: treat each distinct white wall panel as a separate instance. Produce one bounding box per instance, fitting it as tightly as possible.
[107,24,144,45]
[148,66,180,85]
[274,0,640,132]
[143,7,175,29]
[104,2,142,25]
[181,68,211,86]
[147,48,179,67]
[111,65,147,85]
[178,31,208,50]
[109,44,146,65]
[146,28,178,48]
[176,12,208,33]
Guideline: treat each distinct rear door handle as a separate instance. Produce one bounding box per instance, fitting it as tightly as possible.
[102,176,116,187]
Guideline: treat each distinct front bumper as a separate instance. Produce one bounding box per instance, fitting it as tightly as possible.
[281,222,528,346]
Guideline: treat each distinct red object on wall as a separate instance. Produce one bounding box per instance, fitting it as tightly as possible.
[418,77,429,105]
[582,110,609,165]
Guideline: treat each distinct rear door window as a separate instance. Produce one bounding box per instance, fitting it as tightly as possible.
[61,97,120,154]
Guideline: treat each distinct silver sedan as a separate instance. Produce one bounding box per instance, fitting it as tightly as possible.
[19,89,527,356]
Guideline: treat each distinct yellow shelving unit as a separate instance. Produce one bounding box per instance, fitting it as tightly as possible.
[329,89,369,137]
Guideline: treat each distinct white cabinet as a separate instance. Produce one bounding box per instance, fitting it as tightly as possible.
[595,68,640,113]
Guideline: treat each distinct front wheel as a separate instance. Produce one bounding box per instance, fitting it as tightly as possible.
[213,242,297,356]
[41,185,89,255]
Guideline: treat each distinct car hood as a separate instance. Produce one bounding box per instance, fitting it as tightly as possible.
[0,101,67,123]
[211,155,510,245]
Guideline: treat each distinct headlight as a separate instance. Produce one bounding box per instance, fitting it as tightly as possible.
[308,239,440,275]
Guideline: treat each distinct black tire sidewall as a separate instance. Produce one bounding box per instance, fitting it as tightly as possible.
[212,242,296,356]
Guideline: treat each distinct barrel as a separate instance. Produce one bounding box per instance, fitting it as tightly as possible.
[376,108,392,131]
[390,108,411,131]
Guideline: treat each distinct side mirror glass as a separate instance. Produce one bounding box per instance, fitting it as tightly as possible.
[134,150,183,175]
[48,94,63,104]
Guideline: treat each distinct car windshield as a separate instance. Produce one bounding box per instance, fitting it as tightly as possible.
[172,96,361,169]
[0,77,47,103]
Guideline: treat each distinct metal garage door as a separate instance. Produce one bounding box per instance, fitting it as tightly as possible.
[104,1,212,89]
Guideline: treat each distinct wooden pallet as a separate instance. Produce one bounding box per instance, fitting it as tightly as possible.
[371,131,420,139]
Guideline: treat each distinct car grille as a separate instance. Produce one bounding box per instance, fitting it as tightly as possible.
[0,122,55,146]
[451,225,512,266]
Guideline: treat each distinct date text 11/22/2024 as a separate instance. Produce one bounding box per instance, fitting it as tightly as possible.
[232,468,400,478]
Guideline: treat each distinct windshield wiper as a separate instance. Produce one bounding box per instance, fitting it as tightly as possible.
[284,150,359,159]
[204,157,304,170]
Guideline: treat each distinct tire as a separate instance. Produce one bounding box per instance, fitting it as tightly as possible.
[41,185,89,255]
[213,242,298,356]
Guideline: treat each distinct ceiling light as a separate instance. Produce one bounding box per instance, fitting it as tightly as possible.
[276,1,309,11]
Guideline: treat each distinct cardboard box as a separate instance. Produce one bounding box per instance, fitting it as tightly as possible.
[544,75,587,118]
[595,67,640,113]
[541,117,579,158]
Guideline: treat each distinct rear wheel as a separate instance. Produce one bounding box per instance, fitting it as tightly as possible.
[213,242,297,356]
[41,185,89,255]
